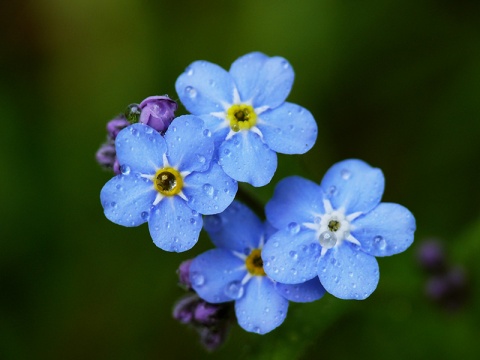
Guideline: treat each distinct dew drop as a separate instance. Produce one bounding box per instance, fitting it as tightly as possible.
[110,201,117,208]
[186,67,194,76]
[319,231,337,249]
[185,86,197,98]
[189,218,196,225]
[203,184,214,196]
[328,186,337,197]
[141,211,149,220]
[289,251,298,260]
[196,154,206,164]
[341,169,351,180]
[120,164,130,175]
[288,222,300,234]
[374,235,386,250]
[191,272,205,287]
[224,280,244,300]
[203,129,211,137]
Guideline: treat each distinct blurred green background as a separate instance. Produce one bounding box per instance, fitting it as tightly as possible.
[1,0,480,359]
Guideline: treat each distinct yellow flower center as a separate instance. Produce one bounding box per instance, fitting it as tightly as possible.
[227,104,257,132]
[245,249,266,276]
[153,167,183,196]
[328,220,341,232]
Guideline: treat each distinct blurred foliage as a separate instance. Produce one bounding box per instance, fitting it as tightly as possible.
[1,0,480,359]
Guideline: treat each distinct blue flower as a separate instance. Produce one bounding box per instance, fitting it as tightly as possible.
[188,201,325,334]
[262,159,416,300]
[175,52,318,187]
[100,116,238,252]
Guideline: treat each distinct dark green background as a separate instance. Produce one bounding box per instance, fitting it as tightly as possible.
[1,0,479,359]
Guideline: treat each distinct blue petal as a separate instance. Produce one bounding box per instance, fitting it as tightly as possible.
[189,249,246,303]
[265,176,324,230]
[203,201,263,252]
[100,174,156,227]
[175,60,235,114]
[258,102,317,154]
[182,163,238,215]
[318,242,379,300]
[198,114,229,148]
[148,196,202,252]
[262,229,320,284]
[275,278,326,303]
[320,159,385,215]
[163,115,214,173]
[229,52,269,102]
[229,54,294,109]
[352,203,416,257]
[218,131,277,187]
[235,277,289,334]
[115,123,166,175]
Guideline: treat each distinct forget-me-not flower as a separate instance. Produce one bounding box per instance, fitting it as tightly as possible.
[100,116,238,252]
[175,52,318,187]
[262,159,416,300]
[189,201,325,334]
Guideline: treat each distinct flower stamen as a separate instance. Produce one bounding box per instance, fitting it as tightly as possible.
[245,249,266,276]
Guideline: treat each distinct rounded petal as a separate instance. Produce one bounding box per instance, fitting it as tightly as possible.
[352,203,416,257]
[115,123,166,174]
[203,201,264,252]
[229,52,269,101]
[218,131,277,187]
[235,277,289,334]
[148,196,202,252]
[175,60,235,114]
[182,163,238,215]
[275,278,326,303]
[262,229,320,284]
[318,243,379,300]
[320,159,385,215]
[230,54,294,109]
[266,176,324,230]
[189,249,246,303]
[164,115,214,173]
[258,102,317,154]
[100,174,156,227]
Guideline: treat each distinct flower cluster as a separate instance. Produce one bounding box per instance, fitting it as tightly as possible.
[97,52,416,347]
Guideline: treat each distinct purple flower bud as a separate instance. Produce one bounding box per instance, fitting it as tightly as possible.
[177,259,193,289]
[194,302,222,325]
[173,294,198,324]
[106,116,130,140]
[417,239,446,274]
[95,142,116,169]
[198,326,228,352]
[139,95,177,133]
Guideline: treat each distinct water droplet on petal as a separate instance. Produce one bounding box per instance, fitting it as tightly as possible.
[185,86,197,98]
[319,231,337,249]
[186,67,194,76]
[374,235,387,250]
[196,154,206,164]
[202,184,214,196]
[120,165,130,175]
[288,222,300,234]
[341,169,351,180]
[141,211,149,220]
[191,272,205,287]
[203,129,211,137]
[224,280,244,300]
[289,251,298,260]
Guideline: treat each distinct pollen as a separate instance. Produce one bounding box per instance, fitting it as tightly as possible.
[328,219,341,232]
[227,104,257,132]
[154,167,183,196]
[245,249,266,276]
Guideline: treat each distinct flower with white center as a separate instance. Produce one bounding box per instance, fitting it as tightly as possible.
[100,116,238,252]
[262,159,416,300]
[175,52,318,187]
[189,201,325,334]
